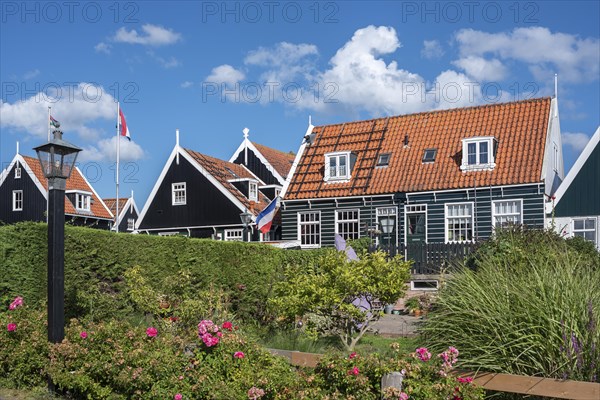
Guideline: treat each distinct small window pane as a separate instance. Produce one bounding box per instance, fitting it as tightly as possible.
[467,143,477,165]
[574,220,584,230]
[479,141,489,164]
[585,219,596,230]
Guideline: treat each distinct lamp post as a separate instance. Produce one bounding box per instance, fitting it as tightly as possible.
[34,128,81,346]
[239,209,253,242]
[380,217,395,251]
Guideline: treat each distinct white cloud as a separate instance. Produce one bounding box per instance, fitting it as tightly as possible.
[146,51,180,68]
[454,27,600,83]
[206,65,245,86]
[245,42,318,66]
[113,24,181,46]
[180,81,194,88]
[421,40,444,59]
[79,136,144,162]
[452,56,508,81]
[23,69,40,80]
[562,132,590,151]
[0,83,145,162]
[95,42,111,54]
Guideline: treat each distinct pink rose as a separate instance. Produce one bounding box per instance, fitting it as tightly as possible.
[347,366,359,376]
[399,393,409,400]
[348,352,357,359]
[416,347,432,362]
[174,394,182,400]
[234,351,245,359]
[201,333,219,347]
[146,327,157,337]
[222,321,233,331]
[247,387,265,399]
[9,296,23,310]
[457,376,474,384]
[80,331,88,339]
[7,323,16,332]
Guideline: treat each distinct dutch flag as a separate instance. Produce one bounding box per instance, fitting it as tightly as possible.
[256,197,278,234]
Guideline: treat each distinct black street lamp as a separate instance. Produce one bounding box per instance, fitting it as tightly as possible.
[239,209,253,242]
[34,128,81,346]
[380,217,395,249]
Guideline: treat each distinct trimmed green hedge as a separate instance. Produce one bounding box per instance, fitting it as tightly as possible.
[0,222,327,321]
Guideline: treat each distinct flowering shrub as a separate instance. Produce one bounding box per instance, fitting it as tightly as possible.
[312,346,484,400]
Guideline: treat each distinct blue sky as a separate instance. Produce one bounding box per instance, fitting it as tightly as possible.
[1,1,599,206]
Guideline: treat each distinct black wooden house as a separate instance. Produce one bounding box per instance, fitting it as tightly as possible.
[103,193,140,233]
[0,151,114,228]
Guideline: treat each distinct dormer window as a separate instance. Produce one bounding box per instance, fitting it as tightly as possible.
[423,149,437,163]
[377,153,391,167]
[460,137,497,171]
[249,181,258,201]
[324,151,355,182]
[75,193,91,211]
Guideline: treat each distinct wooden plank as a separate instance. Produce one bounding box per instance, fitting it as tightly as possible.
[467,372,600,400]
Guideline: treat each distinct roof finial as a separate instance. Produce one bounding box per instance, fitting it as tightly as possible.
[308,115,312,126]
[176,129,180,165]
[554,73,558,99]
[243,127,250,139]
[16,141,19,155]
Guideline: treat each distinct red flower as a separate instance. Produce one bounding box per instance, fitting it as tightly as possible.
[348,352,357,359]
[146,327,157,337]
[80,331,88,339]
[222,321,233,331]
[234,351,245,359]
[7,323,16,332]
[347,366,360,376]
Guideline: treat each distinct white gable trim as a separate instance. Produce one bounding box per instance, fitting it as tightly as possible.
[137,146,256,230]
[0,155,49,200]
[553,125,600,206]
[115,196,141,228]
[280,122,314,199]
[180,149,255,219]
[136,146,180,229]
[74,166,114,219]
[229,138,287,185]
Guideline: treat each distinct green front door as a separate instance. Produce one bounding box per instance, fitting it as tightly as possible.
[406,212,426,264]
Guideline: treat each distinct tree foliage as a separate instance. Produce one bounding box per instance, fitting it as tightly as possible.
[269,250,411,351]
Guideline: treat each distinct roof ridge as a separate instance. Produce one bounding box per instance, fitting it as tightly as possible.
[313,97,552,129]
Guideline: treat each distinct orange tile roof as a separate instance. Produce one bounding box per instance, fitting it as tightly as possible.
[103,198,128,217]
[21,155,113,219]
[253,142,295,178]
[183,149,271,215]
[285,97,552,200]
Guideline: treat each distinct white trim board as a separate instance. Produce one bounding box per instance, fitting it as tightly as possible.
[553,126,600,206]
[229,138,286,185]
[280,122,314,199]
[0,155,48,200]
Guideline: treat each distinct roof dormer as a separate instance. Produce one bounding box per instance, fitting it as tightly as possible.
[229,178,259,201]
[324,151,356,182]
[460,137,497,172]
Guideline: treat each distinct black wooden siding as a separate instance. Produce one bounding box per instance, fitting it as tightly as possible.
[232,148,280,185]
[138,156,248,230]
[116,205,139,232]
[282,184,545,247]
[0,161,47,223]
[554,144,600,217]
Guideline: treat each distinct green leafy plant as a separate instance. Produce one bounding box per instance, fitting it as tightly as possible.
[421,228,600,382]
[270,250,411,351]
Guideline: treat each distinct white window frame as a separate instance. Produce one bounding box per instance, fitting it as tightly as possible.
[324,151,351,182]
[460,137,496,171]
[172,182,186,206]
[297,211,321,248]
[572,218,597,243]
[404,204,428,244]
[15,166,21,179]
[127,218,135,231]
[75,193,91,211]
[335,209,360,240]
[492,199,523,229]
[249,181,258,202]
[445,202,475,243]
[410,280,439,291]
[224,229,244,241]
[12,190,23,211]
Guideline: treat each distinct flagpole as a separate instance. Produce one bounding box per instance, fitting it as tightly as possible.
[46,106,51,223]
[116,101,120,233]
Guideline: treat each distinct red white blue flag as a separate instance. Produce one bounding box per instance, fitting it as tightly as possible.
[256,197,278,234]
[119,108,131,140]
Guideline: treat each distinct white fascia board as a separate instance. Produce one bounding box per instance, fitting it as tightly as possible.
[179,149,256,220]
[75,166,114,219]
[15,155,48,200]
[136,145,180,228]
[230,138,287,185]
[553,125,600,205]
[280,123,314,199]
